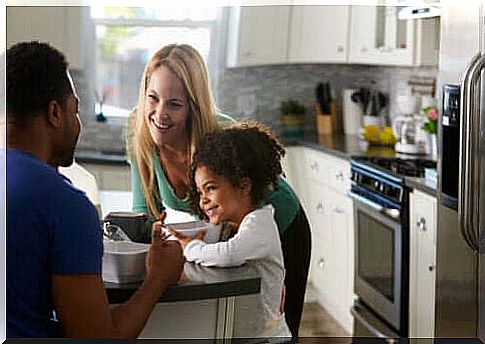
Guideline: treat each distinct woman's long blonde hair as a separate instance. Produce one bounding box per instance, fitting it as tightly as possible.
[130,44,220,219]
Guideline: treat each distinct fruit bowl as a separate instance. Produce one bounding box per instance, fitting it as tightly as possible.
[361,125,397,146]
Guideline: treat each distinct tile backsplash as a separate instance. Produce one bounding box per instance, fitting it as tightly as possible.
[216,63,438,132]
[74,63,437,153]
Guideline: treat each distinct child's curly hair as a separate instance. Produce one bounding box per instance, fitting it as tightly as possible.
[189,122,286,220]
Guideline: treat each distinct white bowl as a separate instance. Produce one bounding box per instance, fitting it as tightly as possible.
[102,241,150,284]
[165,221,221,244]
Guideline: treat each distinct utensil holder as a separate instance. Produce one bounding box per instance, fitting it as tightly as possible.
[316,102,337,135]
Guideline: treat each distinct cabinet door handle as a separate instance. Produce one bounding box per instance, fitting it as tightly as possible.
[333,206,344,214]
[416,217,427,231]
[428,264,435,272]
[318,258,325,268]
[316,203,324,213]
[335,171,344,180]
[310,161,318,171]
[337,44,345,53]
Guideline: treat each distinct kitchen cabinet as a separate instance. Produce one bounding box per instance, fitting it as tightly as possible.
[226,6,290,67]
[348,3,439,66]
[409,189,437,337]
[287,5,350,63]
[6,6,87,70]
[285,147,354,334]
[80,162,131,192]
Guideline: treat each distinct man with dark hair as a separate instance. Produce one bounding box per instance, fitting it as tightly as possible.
[6,41,185,338]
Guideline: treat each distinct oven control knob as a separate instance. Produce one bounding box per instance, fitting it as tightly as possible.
[373,180,380,190]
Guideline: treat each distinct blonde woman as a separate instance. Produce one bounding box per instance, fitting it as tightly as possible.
[128,43,310,339]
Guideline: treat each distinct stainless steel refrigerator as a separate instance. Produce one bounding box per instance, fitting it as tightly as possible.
[437,0,485,339]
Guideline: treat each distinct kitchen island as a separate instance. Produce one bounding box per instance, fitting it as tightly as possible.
[105,262,261,339]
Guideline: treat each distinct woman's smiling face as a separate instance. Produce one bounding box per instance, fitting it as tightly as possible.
[145,66,190,147]
[194,165,252,226]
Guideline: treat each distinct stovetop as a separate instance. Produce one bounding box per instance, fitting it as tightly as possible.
[351,156,437,178]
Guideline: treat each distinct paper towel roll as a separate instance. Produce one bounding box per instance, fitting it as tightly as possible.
[343,89,362,135]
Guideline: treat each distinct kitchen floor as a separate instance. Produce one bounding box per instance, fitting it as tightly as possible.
[299,283,350,338]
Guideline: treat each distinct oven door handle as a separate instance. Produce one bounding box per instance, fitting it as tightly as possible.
[349,191,401,220]
[348,191,383,211]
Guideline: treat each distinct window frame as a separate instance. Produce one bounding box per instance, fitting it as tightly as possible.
[91,9,223,118]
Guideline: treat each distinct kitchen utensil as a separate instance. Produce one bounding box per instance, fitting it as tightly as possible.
[164,220,222,244]
[392,113,427,154]
[315,82,330,114]
[103,221,132,242]
[102,240,150,283]
[104,211,148,243]
[343,89,361,135]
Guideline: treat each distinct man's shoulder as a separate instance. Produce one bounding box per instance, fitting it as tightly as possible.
[8,150,91,203]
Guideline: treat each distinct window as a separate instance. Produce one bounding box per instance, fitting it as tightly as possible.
[90,7,221,118]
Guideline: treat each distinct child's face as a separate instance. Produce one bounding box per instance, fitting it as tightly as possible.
[194,165,252,226]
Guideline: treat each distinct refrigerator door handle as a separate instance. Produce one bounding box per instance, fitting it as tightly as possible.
[459,52,485,252]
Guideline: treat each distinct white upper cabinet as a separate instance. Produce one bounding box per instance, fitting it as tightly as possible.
[226,6,291,67]
[7,7,87,70]
[348,3,439,66]
[288,5,350,63]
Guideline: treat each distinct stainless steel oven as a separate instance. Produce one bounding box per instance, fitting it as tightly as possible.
[349,158,409,337]
[351,187,408,336]
[349,157,436,339]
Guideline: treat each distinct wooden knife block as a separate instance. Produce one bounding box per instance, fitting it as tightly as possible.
[316,101,338,135]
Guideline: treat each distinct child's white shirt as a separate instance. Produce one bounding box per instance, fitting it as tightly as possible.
[184,204,291,339]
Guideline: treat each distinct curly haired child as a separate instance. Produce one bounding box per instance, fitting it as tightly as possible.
[167,122,291,339]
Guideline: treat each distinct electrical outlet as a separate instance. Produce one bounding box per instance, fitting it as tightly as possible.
[237,94,256,118]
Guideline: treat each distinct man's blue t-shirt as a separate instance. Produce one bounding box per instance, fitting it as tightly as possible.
[7,149,103,338]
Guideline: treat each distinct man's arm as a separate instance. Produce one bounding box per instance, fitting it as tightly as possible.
[52,231,184,339]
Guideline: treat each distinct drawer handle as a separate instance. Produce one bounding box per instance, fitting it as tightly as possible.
[310,161,319,171]
[416,217,427,231]
[318,258,325,268]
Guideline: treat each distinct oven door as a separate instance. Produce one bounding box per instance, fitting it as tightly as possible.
[351,192,406,334]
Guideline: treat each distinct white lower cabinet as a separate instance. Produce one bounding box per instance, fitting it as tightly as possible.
[285,147,354,334]
[308,184,354,335]
[409,189,437,338]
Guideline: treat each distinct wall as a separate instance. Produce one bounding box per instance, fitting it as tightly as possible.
[75,63,438,153]
[216,63,438,133]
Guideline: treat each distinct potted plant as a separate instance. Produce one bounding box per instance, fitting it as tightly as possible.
[280,99,306,127]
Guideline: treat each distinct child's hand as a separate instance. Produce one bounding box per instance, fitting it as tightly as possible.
[167,227,207,249]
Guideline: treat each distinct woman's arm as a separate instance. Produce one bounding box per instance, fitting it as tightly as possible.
[130,161,150,214]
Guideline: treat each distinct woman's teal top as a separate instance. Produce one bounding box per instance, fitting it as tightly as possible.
[130,113,301,234]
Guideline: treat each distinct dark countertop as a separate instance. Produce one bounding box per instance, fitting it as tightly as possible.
[76,132,437,196]
[285,132,437,196]
[105,262,261,304]
[75,149,128,165]
[405,176,438,197]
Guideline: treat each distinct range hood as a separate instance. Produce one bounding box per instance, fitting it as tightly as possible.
[398,3,442,20]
